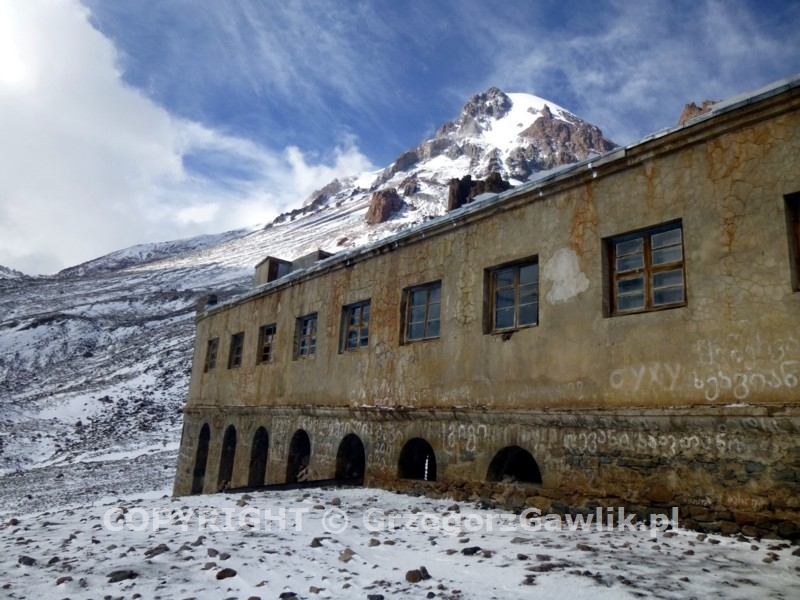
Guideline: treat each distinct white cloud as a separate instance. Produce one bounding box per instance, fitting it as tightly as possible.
[0,0,375,275]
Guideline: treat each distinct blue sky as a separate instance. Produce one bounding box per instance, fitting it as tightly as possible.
[2,0,800,274]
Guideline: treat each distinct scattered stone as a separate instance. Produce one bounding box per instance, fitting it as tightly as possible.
[367,595,385,600]
[447,503,460,513]
[576,543,594,552]
[368,538,380,547]
[406,569,423,583]
[219,552,231,561]
[279,592,298,599]
[56,576,73,585]
[216,567,237,580]
[461,546,481,556]
[107,570,138,583]
[191,535,206,547]
[310,537,325,548]
[309,586,324,594]
[339,548,355,563]
[207,547,219,557]
[47,556,60,566]
[419,566,432,580]
[7,518,20,526]
[330,497,342,506]
[696,534,708,542]
[517,553,529,560]
[202,562,217,570]
[18,556,36,566]
[144,543,170,558]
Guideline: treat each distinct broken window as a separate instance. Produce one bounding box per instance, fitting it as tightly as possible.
[608,221,685,315]
[487,259,539,332]
[257,323,277,364]
[204,338,219,372]
[227,332,244,369]
[295,313,317,359]
[403,281,441,342]
[340,300,370,352]
[398,437,437,481]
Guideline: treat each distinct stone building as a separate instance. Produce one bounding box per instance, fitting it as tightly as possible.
[174,76,800,537]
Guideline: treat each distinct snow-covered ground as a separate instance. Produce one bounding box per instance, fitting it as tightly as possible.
[2,485,799,600]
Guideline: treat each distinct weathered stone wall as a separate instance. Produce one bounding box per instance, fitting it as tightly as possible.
[174,83,800,536]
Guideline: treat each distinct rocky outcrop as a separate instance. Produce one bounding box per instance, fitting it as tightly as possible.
[678,100,718,125]
[365,188,406,224]
[506,104,617,178]
[447,172,512,212]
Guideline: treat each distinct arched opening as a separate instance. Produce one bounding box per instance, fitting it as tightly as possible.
[335,433,365,484]
[486,445,542,484]
[286,429,311,483]
[398,437,437,481]
[217,425,237,490]
[248,427,269,487]
[191,423,210,495]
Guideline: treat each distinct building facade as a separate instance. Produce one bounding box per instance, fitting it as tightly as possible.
[174,77,800,537]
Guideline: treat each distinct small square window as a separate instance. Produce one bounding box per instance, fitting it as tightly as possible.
[295,314,318,359]
[257,323,276,364]
[607,221,686,315]
[403,281,441,342]
[204,338,219,372]
[487,259,539,332]
[340,300,370,352]
[228,332,244,368]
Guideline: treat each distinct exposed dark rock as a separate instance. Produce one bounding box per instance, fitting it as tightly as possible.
[216,567,237,580]
[107,569,138,582]
[405,569,423,583]
[18,555,36,566]
[365,188,406,224]
[447,172,512,211]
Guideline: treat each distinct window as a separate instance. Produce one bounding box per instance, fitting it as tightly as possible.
[403,281,441,342]
[608,221,685,315]
[257,323,277,364]
[488,259,539,332]
[785,193,800,291]
[204,338,219,372]
[341,300,370,352]
[295,314,317,359]
[227,332,244,368]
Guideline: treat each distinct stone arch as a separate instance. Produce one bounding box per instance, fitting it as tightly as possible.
[248,426,269,487]
[217,425,237,490]
[486,445,542,484]
[286,429,311,483]
[335,433,365,484]
[191,423,211,495]
[398,437,437,481]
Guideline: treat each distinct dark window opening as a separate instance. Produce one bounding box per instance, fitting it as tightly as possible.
[286,429,311,483]
[607,221,686,315]
[228,332,245,369]
[204,338,219,372]
[785,192,800,291]
[191,423,210,494]
[403,281,442,342]
[217,425,237,490]
[398,437,437,481]
[295,314,318,359]
[248,427,269,487]
[341,300,371,352]
[335,433,365,484]
[257,324,277,364]
[486,445,542,484]
[487,259,539,332]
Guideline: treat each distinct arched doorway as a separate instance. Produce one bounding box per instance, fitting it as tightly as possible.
[217,425,237,490]
[335,433,365,484]
[286,429,311,483]
[398,437,437,481]
[191,423,210,494]
[248,427,269,487]
[486,445,542,484]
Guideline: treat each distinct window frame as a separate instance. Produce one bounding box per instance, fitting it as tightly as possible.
[257,323,277,364]
[340,300,371,353]
[227,331,245,369]
[401,280,442,343]
[607,220,686,316]
[294,313,318,360]
[486,257,539,333]
[203,337,219,372]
